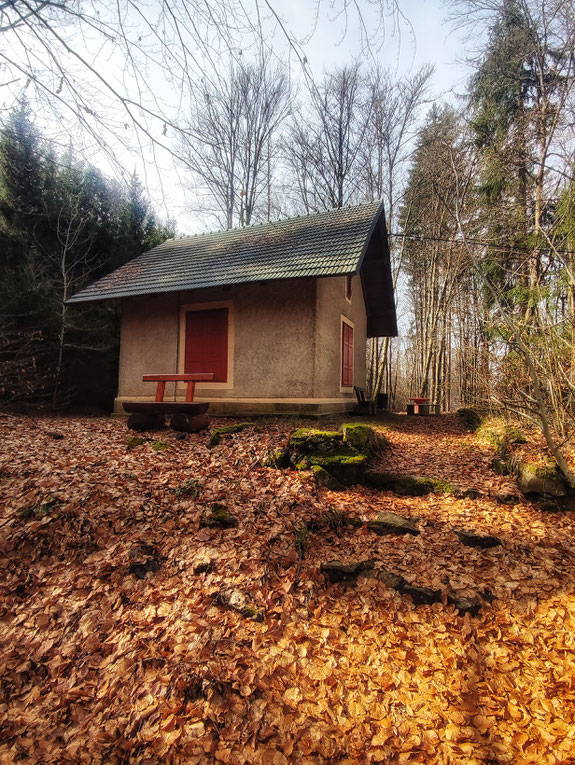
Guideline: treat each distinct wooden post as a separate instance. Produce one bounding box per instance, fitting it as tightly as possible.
[155,381,166,402]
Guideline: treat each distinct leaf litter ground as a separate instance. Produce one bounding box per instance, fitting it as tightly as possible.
[0,412,574,763]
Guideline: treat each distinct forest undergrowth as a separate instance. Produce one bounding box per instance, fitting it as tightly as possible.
[0,412,574,763]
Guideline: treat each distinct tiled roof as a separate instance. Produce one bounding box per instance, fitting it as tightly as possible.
[68,201,384,303]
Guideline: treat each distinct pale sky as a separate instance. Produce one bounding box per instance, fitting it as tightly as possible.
[2,0,475,233]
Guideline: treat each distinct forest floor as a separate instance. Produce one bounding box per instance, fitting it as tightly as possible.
[1,412,574,764]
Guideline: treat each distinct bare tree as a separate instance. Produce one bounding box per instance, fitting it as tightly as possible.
[0,1,405,175]
[180,54,290,229]
[360,65,433,405]
[285,64,369,212]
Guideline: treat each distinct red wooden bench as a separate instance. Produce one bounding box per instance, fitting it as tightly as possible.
[123,373,215,432]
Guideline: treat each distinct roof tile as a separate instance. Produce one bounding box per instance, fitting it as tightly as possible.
[68,201,383,303]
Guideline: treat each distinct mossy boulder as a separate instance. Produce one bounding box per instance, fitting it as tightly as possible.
[289,428,343,454]
[262,448,290,468]
[367,511,420,536]
[208,422,256,447]
[310,453,368,485]
[312,465,344,491]
[477,420,527,456]
[517,461,567,498]
[363,471,435,496]
[340,423,388,455]
[457,408,482,431]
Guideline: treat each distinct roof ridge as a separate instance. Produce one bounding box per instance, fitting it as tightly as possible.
[170,200,382,242]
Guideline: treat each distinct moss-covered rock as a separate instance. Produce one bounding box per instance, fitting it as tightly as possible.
[126,436,145,449]
[208,422,256,447]
[309,453,368,485]
[517,461,567,498]
[367,511,420,536]
[363,471,435,496]
[477,420,527,456]
[262,448,290,468]
[312,465,344,491]
[340,423,388,455]
[492,457,511,476]
[457,408,482,430]
[289,428,343,454]
[200,503,239,528]
[294,457,311,471]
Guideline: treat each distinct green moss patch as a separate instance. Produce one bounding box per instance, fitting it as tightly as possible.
[262,448,290,468]
[289,428,343,454]
[477,419,527,456]
[517,461,566,498]
[208,422,257,447]
[431,479,462,496]
[200,503,239,528]
[151,440,170,453]
[126,436,145,449]
[340,423,389,455]
[310,453,368,485]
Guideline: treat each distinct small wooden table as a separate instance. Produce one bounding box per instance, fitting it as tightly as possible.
[123,373,214,431]
[408,396,430,415]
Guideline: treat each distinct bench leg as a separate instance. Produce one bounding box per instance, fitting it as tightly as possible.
[128,413,166,431]
[170,413,210,433]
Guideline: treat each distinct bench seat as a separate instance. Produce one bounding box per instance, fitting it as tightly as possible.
[123,401,209,416]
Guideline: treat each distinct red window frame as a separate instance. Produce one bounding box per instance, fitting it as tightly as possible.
[184,308,228,382]
[341,320,354,387]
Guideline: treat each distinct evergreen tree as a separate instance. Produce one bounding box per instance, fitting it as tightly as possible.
[0,106,174,410]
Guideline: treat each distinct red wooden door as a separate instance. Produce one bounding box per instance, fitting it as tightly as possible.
[185,308,228,382]
[342,321,354,387]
